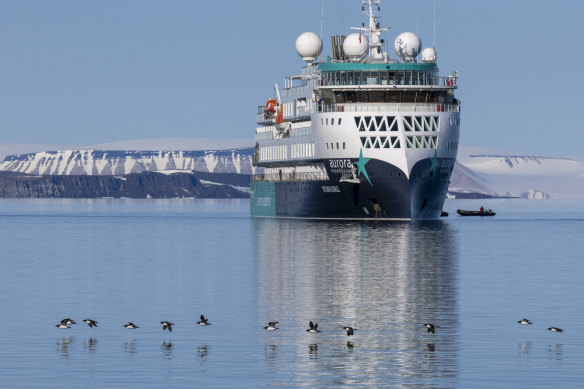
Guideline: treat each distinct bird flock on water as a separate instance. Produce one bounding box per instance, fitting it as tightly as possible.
[55,316,563,335]
[517,318,564,333]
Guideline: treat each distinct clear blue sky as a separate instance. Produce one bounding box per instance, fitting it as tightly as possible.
[1,1,583,157]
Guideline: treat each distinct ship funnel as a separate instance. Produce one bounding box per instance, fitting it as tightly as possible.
[331,36,339,60]
[331,35,346,61]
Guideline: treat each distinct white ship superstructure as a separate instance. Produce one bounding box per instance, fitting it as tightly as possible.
[251,0,460,219]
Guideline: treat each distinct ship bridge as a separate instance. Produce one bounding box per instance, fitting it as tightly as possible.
[315,62,459,114]
[317,62,453,88]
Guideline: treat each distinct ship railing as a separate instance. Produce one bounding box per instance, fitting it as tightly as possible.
[290,127,311,137]
[296,106,310,116]
[318,103,460,113]
[317,76,456,87]
[252,171,329,183]
[255,132,273,141]
[257,106,312,123]
[257,106,273,123]
[282,84,312,97]
[255,125,312,141]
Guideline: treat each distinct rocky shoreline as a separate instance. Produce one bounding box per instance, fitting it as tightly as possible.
[0,171,250,199]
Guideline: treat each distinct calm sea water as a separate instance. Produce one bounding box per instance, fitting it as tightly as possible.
[0,198,583,388]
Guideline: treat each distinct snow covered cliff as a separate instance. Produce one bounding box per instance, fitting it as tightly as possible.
[0,148,257,176]
[456,150,584,199]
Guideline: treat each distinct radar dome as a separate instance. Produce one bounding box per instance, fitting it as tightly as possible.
[343,33,368,62]
[421,48,437,63]
[394,32,421,63]
[295,32,323,64]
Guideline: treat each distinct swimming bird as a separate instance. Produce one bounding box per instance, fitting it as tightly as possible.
[55,324,70,329]
[60,318,76,325]
[518,318,533,325]
[306,321,321,333]
[547,327,564,333]
[424,323,439,334]
[197,315,211,326]
[124,322,139,329]
[264,321,279,331]
[83,319,98,328]
[343,326,358,336]
[161,321,174,332]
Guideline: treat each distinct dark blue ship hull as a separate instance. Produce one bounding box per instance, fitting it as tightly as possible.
[251,157,454,220]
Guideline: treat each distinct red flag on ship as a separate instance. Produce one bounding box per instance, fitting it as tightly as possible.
[359,31,361,43]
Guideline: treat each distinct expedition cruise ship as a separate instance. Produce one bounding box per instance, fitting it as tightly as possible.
[251,0,460,220]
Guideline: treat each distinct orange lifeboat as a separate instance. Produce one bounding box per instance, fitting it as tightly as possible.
[276,108,284,124]
[265,99,277,114]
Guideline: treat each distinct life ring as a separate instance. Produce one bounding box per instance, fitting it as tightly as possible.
[265,99,277,114]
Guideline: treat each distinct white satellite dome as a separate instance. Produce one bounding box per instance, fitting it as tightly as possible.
[295,32,323,64]
[421,47,437,63]
[394,32,422,63]
[343,33,368,62]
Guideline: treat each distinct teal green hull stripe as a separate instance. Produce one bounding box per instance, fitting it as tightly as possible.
[250,182,276,216]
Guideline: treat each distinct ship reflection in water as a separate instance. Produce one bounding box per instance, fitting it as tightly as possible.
[253,219,459,387]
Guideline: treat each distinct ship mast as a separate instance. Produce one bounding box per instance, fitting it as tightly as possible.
[350,0,389,59]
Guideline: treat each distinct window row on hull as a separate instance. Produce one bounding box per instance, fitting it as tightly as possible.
[359,135,437,149]
[360,136,401,149]
[403,116,439,132]
[406,136,438,149]
[355,116,398,132]
[320,89,452,104]
[354,115,439,132]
